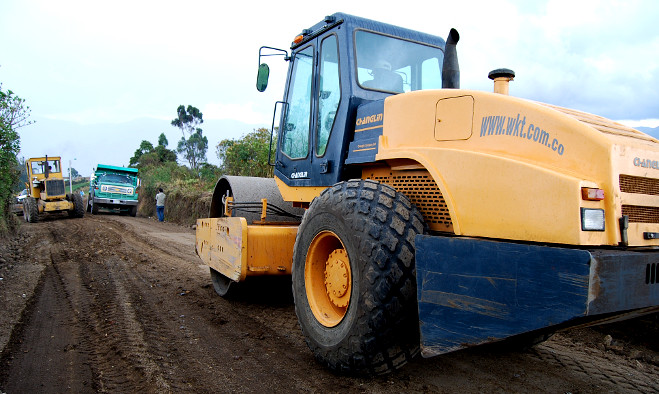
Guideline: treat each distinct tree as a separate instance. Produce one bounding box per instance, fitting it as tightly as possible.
[216,128,274,177]
[154,145,177,163]
[129,140,155,166]
[70,168,80,178]
[171,105,207,170]
[129,137,177,168]
[158,132,168,147]
[177,129,208,171]
[0,84,33,231]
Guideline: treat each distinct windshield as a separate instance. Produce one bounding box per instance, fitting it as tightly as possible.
[31,160,61,174]
[99,173,133,184]
[355,30,444,93]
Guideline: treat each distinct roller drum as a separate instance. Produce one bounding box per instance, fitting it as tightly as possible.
[209,175,303,223]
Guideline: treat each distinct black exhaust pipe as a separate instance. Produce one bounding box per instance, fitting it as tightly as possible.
[442,28,460,89]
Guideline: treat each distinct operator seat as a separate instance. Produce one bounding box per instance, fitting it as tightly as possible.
[362,61,404,93]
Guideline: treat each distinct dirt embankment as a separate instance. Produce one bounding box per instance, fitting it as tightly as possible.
[0,214,658,393]
[137,189,212,226]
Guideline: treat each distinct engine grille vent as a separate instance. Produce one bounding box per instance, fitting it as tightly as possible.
[45,179,65,197]
[619,174,659,196]
[622,205,659,224]
[366,169,454,232]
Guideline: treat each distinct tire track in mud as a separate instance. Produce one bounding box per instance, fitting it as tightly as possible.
[532,338,659,393]
[62,218,192,392]
[76,258,171,392]
[78,216,308,391]
[0,219,96,393]
[99,216,338,392]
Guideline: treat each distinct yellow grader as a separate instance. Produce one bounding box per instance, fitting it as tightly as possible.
[23,156,85,222]
[196,13,659,375]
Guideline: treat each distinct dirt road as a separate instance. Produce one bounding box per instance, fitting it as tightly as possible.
[1,214,657,393]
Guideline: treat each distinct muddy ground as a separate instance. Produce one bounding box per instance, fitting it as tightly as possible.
[0,213,657,393]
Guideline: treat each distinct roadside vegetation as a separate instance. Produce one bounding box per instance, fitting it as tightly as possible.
[127,105,274,224]
[0,84,32,234]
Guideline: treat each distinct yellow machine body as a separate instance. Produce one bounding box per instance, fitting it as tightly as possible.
[39,199,75,213]
[23,156,81,221]
[26,156,67,200]
[195,217,298,281]
[202,88,658,287]
[275,89,658,248]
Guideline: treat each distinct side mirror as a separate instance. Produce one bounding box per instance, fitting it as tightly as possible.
[256,63,270,92]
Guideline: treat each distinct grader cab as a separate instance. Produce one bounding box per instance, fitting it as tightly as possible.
[23,156,85,222]
[196,13,659,375]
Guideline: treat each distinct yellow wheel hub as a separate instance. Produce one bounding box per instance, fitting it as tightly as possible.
[324,250,350,308]
[305,231,352,327]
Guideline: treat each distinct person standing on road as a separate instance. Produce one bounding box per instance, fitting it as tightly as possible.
[155,188,166,222]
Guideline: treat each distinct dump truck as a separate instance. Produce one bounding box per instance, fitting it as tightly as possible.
[88,164,140,216]
[23,156,85,222]
[195,13,659,375]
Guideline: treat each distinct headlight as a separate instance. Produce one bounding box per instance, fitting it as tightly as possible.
[581,208,605,231]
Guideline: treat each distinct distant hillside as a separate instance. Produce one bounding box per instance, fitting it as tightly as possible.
[638,126,659,139]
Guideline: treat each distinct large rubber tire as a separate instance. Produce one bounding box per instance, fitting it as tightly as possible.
[24,197,39,223]
[91,197,99,215]
[129,205,137,217]
[292,179,425,375]
[69,193,85,218]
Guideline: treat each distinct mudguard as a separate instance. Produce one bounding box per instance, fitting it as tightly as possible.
[415,235,659,357]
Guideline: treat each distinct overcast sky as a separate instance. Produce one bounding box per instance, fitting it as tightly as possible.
[1,0,658,176]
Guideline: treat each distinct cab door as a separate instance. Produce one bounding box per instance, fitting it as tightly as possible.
[275,33,342,188]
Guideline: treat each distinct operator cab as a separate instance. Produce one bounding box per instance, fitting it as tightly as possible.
[258,13,452,189]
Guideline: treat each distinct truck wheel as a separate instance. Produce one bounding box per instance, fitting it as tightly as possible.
[91,199,98,215]
[24,197,39,223]
[129,205,137,217]
[292,179,425,375]
[22,200,29,222]
[70,193,85,218]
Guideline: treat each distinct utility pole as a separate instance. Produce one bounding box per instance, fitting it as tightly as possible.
[68,158,77,193]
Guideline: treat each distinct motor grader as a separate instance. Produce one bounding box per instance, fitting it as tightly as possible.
[196,13,659,375]
[23,156,85,222]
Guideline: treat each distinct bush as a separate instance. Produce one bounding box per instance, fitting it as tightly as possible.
[0,85,30,234]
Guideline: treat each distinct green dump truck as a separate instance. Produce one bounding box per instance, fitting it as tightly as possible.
[88,164,140,216]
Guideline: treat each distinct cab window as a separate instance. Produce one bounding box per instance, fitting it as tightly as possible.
[316,35,340,157]
[281,45,314,159]
[355,30,444,93]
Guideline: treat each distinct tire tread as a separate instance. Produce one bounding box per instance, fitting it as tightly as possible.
[293,179,425,375]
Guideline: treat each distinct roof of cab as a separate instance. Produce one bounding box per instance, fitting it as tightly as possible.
[96,164,139,174]
[293,12,446,50]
